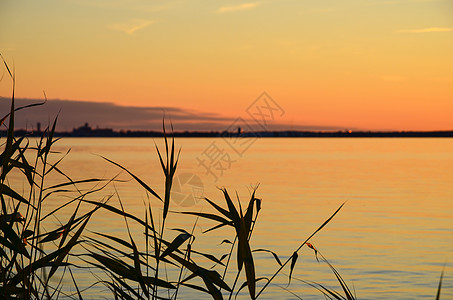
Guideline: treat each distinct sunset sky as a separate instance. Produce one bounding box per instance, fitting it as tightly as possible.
[1,0,453,131]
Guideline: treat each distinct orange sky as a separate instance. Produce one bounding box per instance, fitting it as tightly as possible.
[1,0,453,131]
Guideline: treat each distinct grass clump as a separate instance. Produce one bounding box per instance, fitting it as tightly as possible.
[0,55,107,299]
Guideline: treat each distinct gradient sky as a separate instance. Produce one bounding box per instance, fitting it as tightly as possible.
[1,0,453,131]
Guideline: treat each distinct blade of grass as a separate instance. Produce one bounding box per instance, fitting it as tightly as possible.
[159,232,191,259]
[100,155,162,201]
[68,268,83,300]
[237,216,256,299]
[48,211,94,280]
[83,199,156,233]
[252,249,282,267]
[0,184,35,208]
[117,195,149,298]
[435,265,445,300]
[190,249,226,266]
[288,252,298,285]
[235,278,269,299]
[167,252,231,292]
[256,202,345,299]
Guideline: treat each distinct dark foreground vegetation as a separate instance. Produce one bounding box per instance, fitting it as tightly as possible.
[0,56,446,299]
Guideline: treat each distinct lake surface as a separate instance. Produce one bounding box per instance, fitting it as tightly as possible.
[28,137,453,299]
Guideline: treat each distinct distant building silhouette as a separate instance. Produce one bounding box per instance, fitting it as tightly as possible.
[71,123,115,137]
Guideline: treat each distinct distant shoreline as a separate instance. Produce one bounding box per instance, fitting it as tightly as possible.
[2,127,453,138]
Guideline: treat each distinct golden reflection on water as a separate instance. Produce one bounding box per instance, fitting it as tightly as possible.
[27,137,453,299]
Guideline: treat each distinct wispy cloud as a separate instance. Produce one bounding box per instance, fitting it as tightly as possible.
[217,2,260,13]
[109,19,156,35]
[398,27,453,33]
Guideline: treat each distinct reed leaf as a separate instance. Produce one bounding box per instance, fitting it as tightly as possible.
[252,249,282,267]
[306,242,319,262]
[131,237,148,297]
[38,230,64,244]
[235,277,269,299]
[44,148,70,176]
[0,99,46,123]
[103,280,138,300]
[16,143,36,186]
[43,178,108,191]
[190,249,226,266]
[56,200,82,250]
[111,273,146,299]
[38,115,59,158]
[0,55,15,191]
[436,267,445,300]
[203,221,234,234]
[41,179,117,221]
[48,210,93,280]
[0,219,30,258]
[199,269,224,300]
[22,229,34,239]
[177,282,210,294]
[156,126,180,221]
[68,268,84,300]
[289,251,298,285]
[0,183,35,208]
[86,238,152,269]
[237,216,256,299]
[0,136,26,168]
[91,252,176,290]
[256,202,345,298]
[178,211,232,226]
[160,232,191,259]
[168,252,231,292]
[243,192,255,238]
[90,252,137,280]
[0,212,25,223]
[8,245,72,286]
[142,276,176,289]
[0,235,28,258]
[83,200,156,234]
[203,197,232,220]
[314,282,345,300]
[148,202,159,261]
[100,155,162,201]
[255,198,261,213]
[91,231,134,250]
[221,188,240,232]
[324,258,354,300]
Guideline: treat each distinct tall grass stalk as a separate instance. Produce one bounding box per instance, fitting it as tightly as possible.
[0,55,102,299]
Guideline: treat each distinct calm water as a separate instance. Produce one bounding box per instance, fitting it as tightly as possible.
[27,138,453,299]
